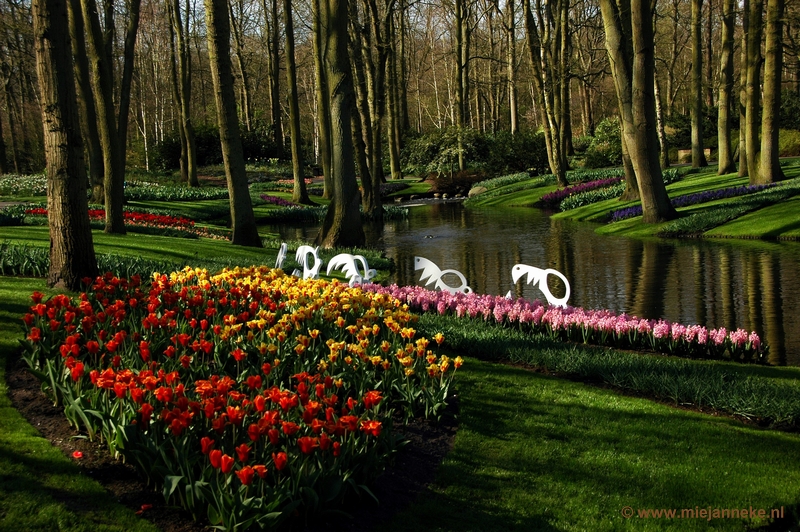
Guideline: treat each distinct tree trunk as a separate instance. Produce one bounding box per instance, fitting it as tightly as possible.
[81,0,125,234]
[523,0,569,186]
[738,0,749,177]
[691,0,707,168]
[455,0,467,171]
[204,0,262,247]
[758,0,785,183]
[507,0,518,135]
[229,0,253,132]
[33,0,98,289]
[116,0,141,173]
[717,0,736,175]
[600,0,676,223]
[67,0,103,203]
[348,2,381,219]
[313,0,333,198]
[315,0,366,248]
[654,76,670,169]
[173,0,198,187]
[0,103,6,174]
[270,0,282,151]
[284,0,311,204]
[386,27,402,180]
[744,0,763,182]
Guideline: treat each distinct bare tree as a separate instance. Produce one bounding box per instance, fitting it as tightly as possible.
[168,0,199,187]
[690,0,707,167]
[315,0,366,248]
[33,0,98,289]
[205,0,262,247]
[757,0,785,183]
[284,0,311,204]
[716,0,736,174]
[600,0,676,223]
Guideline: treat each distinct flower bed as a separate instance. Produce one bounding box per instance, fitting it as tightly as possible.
[259,195,301,207]
[540,177,623,208]
[361,284,766,363]
[19,267,460,530]
[26,207,195,229]
[610,183,776,222]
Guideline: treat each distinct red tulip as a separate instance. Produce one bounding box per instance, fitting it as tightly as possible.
[220,454,234,474]
[209,449,222,469]
[235,466,255,486]
[272,452,288,471]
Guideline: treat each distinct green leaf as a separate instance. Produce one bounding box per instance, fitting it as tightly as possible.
[163,475,183,501]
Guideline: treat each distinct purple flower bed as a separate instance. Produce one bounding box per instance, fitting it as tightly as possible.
[360,284,766,363]
[260,194,301,207]
[610,183,775,222]
[540,177,623,208]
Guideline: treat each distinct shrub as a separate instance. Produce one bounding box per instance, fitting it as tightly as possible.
[584,118,623,168]
[779,89,800,131]
[540,177,623,209]
[401,128,548,177]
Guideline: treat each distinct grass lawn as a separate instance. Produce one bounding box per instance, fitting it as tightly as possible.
[384,358,800,532]
[0,277,159,532]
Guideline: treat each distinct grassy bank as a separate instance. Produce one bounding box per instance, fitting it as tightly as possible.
[465,160,800,241]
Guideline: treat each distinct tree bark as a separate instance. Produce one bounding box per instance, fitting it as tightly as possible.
[67,0,103,203]
[738,0,749,177]
[600,0,676,223]
[717,0,736,175]
[315,0,366,248]
[80,0,125,233]
[204,0,262,247]
[654,76,670,169]
[284,0,311,204]
[744,0,763,182]
[507,0,518,135]
[691,0,707,167]
[167,0,198,187]
[758,0,785,183]
[33,0,98,289]
[313,0,333,198]
[269,0,282,149]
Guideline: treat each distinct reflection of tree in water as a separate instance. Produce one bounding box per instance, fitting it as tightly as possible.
[630,241,674,318]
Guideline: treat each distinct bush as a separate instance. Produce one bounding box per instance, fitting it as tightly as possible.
[780,89,800,131]
[151,124,280,171]
[584,118,623,168]
[401,128,548,177]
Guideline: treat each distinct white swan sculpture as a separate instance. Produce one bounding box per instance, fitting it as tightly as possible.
[506,264,570,308]
[292,245,323,279]
[414,256,472,295]
[326,253,377,286]
[275,242,288,270]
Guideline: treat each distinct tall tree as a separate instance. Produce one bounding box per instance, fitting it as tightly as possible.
[33,0,98,289]
[738,0,749,177]
[744,0,763,181]
[716,0,736,174]
[80,0,141,234]
[600,0,677,223]
[505,0,518,135]
[67,0,103,202]
[284,0,310,204]
[167,0,199,187]
[313,0,333,198]
[204,0,262,247]
[315,0,366,248]
[757,0,785,183]
[690,0,707,167]
[523,0,571,187]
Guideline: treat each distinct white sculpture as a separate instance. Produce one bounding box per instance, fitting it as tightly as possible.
[293,245,322,279]
[414,256,472,295]
[508,264,570,308]
[275,242,288,270]
[326,253,377,286]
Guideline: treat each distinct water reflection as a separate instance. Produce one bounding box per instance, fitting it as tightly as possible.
[264,202,800,366]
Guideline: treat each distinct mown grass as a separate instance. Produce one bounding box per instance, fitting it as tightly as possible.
[0,277,159,532]
[418,312,800,427]
[383,358,800,532]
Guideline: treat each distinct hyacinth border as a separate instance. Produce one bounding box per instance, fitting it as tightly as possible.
[360,283,767,364]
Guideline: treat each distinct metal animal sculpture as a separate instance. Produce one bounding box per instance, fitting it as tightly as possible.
[509,264,570,308]
[326,253,377,286]
[414,256,472,295]
[292,245,322,279]
[275,242,288,270]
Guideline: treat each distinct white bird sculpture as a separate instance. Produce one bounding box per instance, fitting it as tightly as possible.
[326,253,377,286]
[508,264,570,308]
[275,242,288,270]
[414,256,472,295]
[292,245,323,279]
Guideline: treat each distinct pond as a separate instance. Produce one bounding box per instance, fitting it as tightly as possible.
[268,202,800,366]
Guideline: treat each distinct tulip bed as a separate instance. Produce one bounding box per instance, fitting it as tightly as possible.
[18,266,461,530]
[363,284,767,363]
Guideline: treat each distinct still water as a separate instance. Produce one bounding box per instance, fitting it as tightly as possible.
[269,202,800,366]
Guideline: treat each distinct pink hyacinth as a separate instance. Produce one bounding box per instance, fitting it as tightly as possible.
[652,321,670,339]
[729,328,749,348]
[748,331,761,351]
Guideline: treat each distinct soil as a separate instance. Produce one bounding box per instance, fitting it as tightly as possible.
[6,354,457,532]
